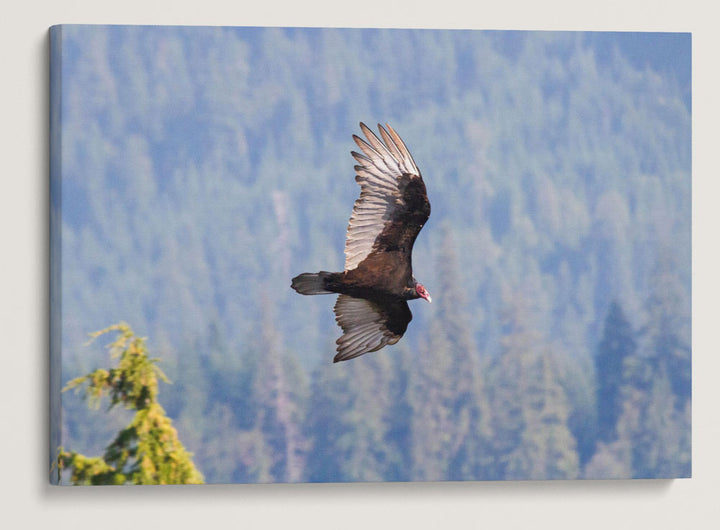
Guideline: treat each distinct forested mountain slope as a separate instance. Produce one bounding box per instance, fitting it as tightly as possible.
[55,26,690,482]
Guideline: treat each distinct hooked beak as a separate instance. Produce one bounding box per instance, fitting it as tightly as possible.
[426,296,432,303]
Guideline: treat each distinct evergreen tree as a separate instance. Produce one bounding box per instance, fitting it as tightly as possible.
[166,324,258,484]
[193,301,310,484]
[595,365,690,479]
[586,259,691,479]
[643,248,691,408]
[488,291,579,480]
[503,352,579,480]
[595,301,636,442]
[56,323,204,485]
[583,432,633,479]
[304,351,402,482]
[409,229,492,481]
[631,368,690,477]
[249,297,309,482]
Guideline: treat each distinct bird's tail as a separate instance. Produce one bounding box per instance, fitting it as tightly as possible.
[291,271,335,295]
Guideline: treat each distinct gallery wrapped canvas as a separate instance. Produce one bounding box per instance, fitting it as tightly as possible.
[50,24,691,485]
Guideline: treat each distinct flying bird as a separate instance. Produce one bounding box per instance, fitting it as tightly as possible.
[291,123,431,363]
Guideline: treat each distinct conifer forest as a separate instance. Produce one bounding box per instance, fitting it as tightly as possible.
[51,25,691,484]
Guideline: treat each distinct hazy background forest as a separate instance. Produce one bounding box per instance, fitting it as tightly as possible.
[51,25,691,484]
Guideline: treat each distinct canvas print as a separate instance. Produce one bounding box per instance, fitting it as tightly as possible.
[50,25,691,485]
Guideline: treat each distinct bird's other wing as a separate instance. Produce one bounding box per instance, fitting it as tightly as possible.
[344,123,430,272]
[333,295,412,362]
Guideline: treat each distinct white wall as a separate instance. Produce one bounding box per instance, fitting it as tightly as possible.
[3,1,717,528]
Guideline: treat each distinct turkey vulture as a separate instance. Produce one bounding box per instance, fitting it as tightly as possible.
[291,123,431,362]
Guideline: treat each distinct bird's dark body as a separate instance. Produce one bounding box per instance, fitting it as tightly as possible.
[291,123,431,362]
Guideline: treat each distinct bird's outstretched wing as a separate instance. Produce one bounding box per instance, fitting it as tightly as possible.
[333,294,412,362]
[344,123,430,272]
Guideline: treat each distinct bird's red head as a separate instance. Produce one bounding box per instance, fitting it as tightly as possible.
[415,282,432,303]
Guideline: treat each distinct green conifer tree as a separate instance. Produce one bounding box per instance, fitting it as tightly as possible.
[56,323,204,485]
